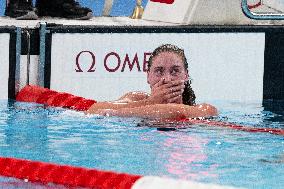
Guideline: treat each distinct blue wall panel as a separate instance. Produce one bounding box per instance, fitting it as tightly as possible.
[0,0,5,16]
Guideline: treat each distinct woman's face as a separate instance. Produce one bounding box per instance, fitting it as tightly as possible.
[147,51,188,88]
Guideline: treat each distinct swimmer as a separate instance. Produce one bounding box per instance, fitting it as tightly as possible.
[86,44,217,119]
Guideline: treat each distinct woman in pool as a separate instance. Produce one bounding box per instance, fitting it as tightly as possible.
[86,44,217,119]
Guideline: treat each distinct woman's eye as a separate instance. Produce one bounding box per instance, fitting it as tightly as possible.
[171,69,181,75]
[155,69,163,75]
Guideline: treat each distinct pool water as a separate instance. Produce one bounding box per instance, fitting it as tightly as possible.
[0,100,283,188]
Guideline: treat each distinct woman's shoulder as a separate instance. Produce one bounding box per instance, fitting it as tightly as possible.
[116,91,150,103]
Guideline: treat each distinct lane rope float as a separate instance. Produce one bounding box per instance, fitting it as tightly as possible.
[0,157,141,189]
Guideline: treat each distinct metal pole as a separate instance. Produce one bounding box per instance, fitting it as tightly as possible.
[39,22,47,87]
[15,27,21,95]
[24,30,31,86]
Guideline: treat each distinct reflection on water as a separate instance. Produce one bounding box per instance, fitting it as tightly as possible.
[3,101,50,161]
[161,132,217,180]
[139,129,218,181]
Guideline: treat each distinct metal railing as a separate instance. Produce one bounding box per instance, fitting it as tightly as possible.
[242,0,284,20]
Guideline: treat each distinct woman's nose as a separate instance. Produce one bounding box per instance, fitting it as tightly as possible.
[163,73,172,82]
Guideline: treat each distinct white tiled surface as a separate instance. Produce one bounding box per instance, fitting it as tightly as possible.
[0,16,180,28]
[0,11,283,28]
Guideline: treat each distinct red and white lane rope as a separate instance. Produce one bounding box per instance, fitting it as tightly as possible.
[179,119,284,136]
[16,85,96,111]
[0,157,239,189]
[0,157,140,188]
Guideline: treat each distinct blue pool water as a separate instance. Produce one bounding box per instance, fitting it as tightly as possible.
[0,100,283,188]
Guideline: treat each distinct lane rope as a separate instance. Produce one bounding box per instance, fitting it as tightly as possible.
[16,85,96,111]
[0,157,141,188]
[179,118,284,136]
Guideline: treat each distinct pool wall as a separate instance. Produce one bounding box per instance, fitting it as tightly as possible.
[263,32,284,101]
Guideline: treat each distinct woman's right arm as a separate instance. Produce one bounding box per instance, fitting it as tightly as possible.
[85,98,152,114]
[91,103,218,120]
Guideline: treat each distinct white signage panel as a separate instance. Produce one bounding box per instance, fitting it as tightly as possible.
[0,33,10,99]
[51,33,265,103]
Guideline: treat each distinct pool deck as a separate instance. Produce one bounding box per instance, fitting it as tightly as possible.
[0,16,181,28]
